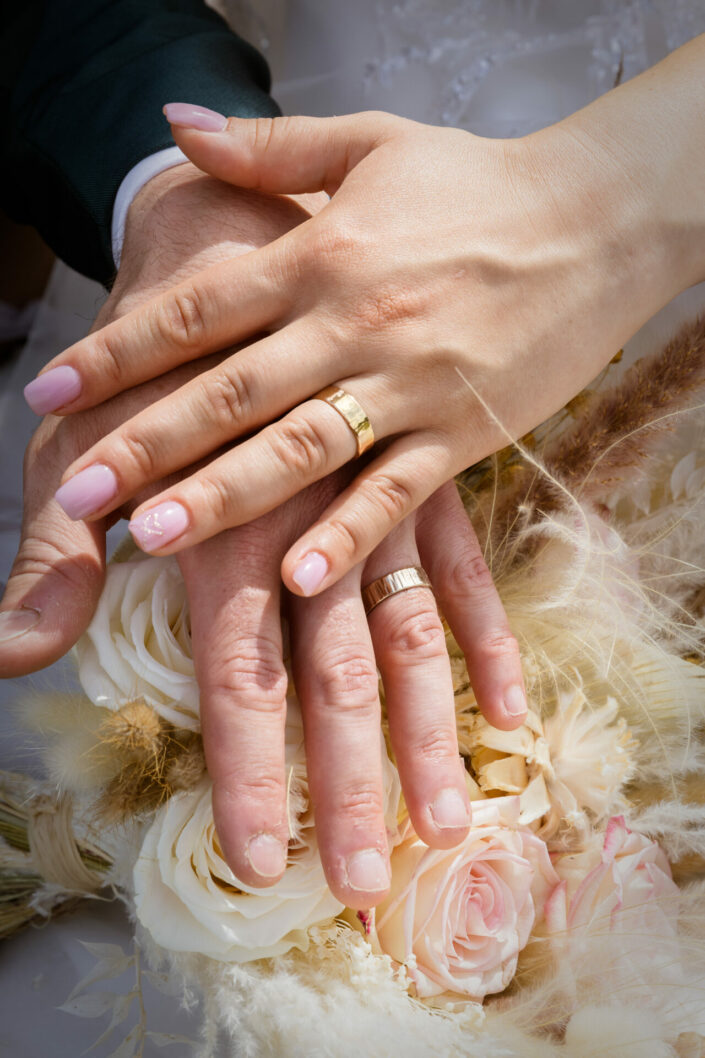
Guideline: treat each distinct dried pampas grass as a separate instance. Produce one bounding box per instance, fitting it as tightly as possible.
[21,694,206,824]
[471,315,705,568]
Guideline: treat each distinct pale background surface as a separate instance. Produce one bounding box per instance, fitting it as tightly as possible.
[2,1,705,1054]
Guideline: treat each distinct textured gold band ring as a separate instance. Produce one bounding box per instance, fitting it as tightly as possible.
[361,566,433,616]
[313,385,375,457]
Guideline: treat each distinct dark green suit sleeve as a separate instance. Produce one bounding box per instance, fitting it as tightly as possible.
[1,0,281,286]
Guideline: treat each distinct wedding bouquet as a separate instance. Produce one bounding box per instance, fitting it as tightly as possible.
[3,318,705,1058]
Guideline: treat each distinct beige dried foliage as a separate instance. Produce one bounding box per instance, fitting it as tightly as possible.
[474,315,705,564]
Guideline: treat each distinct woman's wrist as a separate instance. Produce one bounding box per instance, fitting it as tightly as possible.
[551,33,705,299]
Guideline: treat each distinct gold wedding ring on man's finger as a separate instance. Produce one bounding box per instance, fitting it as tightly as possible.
[362,566,433,616]
[313,385,375,457]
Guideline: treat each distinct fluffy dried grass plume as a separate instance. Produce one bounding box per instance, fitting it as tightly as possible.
[471,314,705,565]
[95,702,205,823]
[21,692,206,823]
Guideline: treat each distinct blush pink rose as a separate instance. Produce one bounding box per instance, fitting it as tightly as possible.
[546,815,679,936]
[544,816,680,992]
[374,797,558,999]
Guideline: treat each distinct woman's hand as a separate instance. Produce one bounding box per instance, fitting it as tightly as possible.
[5,161,527,907]
[26,37,705,596]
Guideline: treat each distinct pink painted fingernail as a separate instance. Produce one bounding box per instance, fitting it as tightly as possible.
[345,849,390,894]
[291,551,329,596]
[24,366,82,415]
[129,501,190,552]
[54,464,118,520]
[246,833,287,879]
[430,787,471,830]
[504,685,527,717]
[163,102,227,133]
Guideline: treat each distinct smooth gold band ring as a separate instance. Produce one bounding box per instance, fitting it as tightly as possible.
[313,385,375,457]
[361,566,433,616]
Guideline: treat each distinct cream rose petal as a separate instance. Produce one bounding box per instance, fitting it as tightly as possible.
[76,558,200,729]
[134,778,343,962]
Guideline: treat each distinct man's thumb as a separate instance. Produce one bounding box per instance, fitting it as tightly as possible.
[0,509,105,678]
[165,107,400,196]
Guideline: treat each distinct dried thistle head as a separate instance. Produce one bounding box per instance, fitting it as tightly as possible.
[95,760,169,823]
[99,700,165,758]
[91,703,207,823]
[164,735,206,792]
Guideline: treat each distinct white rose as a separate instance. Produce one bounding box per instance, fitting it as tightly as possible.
[134,703,402,962]
[76,557,199,730]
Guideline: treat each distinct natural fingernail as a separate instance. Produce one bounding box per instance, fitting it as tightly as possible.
[504,684,528,717]
[55,464,118,520]
[129,502,190,552]
[24,366,82,415]
[245,833,287,879]
[163,102,227,133]
[0,608,41,642]
[345,849,390,894]
[291,551,329,596]
[430,787,471,830]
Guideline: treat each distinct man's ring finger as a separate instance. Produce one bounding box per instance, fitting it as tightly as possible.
[361,565,433,616]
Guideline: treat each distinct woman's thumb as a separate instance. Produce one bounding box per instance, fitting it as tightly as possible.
[164,105,399,196]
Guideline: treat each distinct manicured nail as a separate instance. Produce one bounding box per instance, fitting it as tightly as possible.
[163,103,227,133]
[55,464,118,520]
[245,833,287,879]
[345,849,390,894]
[430,787,471,830]
[291,551,329,596]
[504,685,528,717]
[24,366,81,415]
[0,608,41,643]
[129,502,190,552]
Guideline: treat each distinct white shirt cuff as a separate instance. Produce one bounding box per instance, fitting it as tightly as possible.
[111,146,190,268]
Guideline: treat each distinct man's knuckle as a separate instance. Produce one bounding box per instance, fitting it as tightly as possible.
[447,550,496,599]
[11,536,100,598]
[476,627,520,662]
[414,726,459,764]
[223,772,286,804]
[335,782,386,820]
[382,608,446,658]
[318,654,380,707]
[207,637,287,706]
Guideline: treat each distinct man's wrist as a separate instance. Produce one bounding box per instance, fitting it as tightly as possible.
[110,164,320,317]
[111,148,191,267]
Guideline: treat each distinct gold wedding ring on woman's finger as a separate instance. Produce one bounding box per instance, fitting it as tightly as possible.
[313,385,375,457]
[362,566,433,616]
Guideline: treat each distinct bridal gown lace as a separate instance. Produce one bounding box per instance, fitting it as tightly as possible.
[2,2,705,1054]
